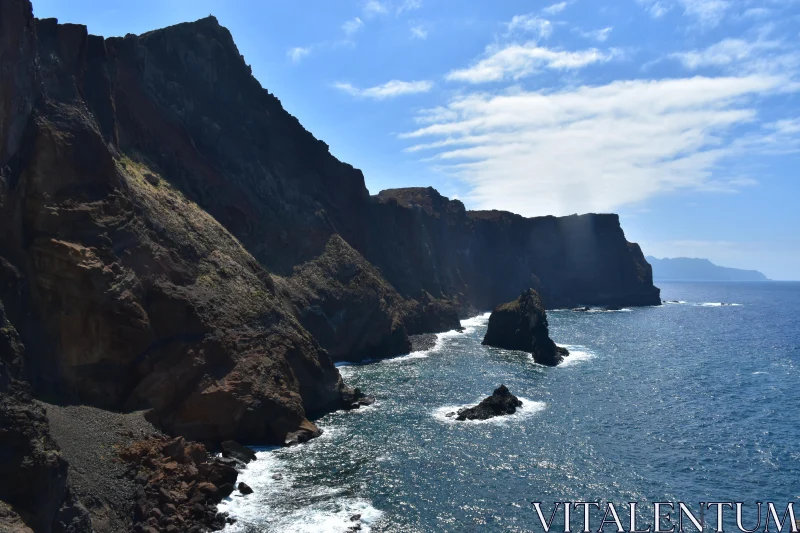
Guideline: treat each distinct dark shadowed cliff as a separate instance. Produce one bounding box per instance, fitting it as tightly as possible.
[370,187,659,312]
[0,0,658,499]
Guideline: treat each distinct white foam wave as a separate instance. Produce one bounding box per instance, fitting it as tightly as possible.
[663,300,688,305]
[752,371,767,375]
[220,448,383,533]
[697,302,742,307]
[557,346,597,367]
[266,498,383,533]
[459,312,491,334]
[586,308,632,313]
[381,351,429,364]
[432,396,546,425]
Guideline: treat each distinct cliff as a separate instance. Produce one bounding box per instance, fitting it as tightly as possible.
[0,0,658,476]
[370,187,660,311]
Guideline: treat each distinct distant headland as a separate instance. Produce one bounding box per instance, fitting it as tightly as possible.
[646,256,769,282]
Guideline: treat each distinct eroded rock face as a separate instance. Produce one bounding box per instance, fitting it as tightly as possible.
[482,289,569,366]
[0,3,351,445]
[454,385,523,421]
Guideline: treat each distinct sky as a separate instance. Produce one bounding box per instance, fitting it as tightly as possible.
[34,0,800,279]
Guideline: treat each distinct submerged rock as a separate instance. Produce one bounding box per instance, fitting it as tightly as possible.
[455,385,523,421]
[482,289,569,366]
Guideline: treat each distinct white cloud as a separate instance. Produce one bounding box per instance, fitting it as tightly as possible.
[577,27,613,42]
[335,79,434,100]
[410,25,428,39]
[342,17,364,36]
[681,0,731,27]
[638,0,731,26]
[401,75,793,216]
[670,38,795,74]
[397,0,422,15]
[445,43,614,84]
[637,0,671,18]
[741,7,772,19]
[287,46,311,63]
[506,14,554,40]
[363,0,389,17]
[670,39,780,69]
[542,2,568,15]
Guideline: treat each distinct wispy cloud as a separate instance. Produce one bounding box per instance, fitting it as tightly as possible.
[446,43,615,84]
[637,0,731,27]
[542,2,568,15]
[410,25,428,40]
[342,17,365,36]
[671,38,783,69]
[637,0,671,18]
[363,0,389,17]
[397,0,422,15]
[506,14,554,40]
[335,79,434,100]
[401,75,793,216]
[287,46,311,63]
[577,27,613,42]
[680,0,731,27]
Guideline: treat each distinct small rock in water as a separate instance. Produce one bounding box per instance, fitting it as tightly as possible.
[238,482,253,495]
[456,385,523,421]
[351,514,362,521]
[272,473,283,480]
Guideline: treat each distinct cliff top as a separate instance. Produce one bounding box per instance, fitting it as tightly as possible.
[375,187,466,216]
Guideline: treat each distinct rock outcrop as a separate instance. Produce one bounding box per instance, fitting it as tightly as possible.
[482,289,569,366]
[117,436,239,532]
[453,385,523,421]
[0,0,657,453]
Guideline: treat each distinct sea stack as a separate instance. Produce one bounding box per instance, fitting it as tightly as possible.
[482,289,569,366]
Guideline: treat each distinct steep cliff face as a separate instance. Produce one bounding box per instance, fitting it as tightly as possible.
[0,6,352,445]
[369,187,660,311]
[0,0,659,452]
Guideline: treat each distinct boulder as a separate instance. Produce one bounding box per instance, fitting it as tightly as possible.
[237,483,253,495]
[482,289,569,366]
[220,441,257,464]
[455,385,523,421]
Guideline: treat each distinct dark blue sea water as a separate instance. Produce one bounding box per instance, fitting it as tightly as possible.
[220,282,800,533]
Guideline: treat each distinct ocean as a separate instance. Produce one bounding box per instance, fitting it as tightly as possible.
[219,282,800,533]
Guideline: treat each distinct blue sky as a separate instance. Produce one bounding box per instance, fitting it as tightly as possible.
[35,0,800,279]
